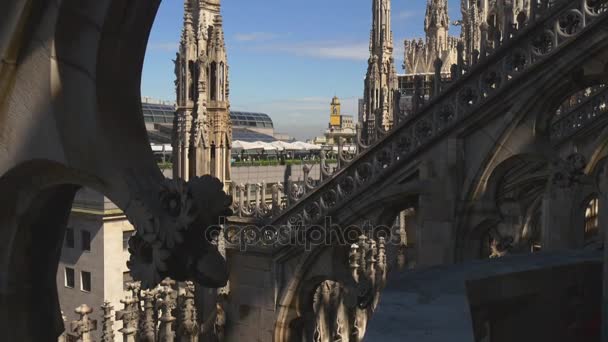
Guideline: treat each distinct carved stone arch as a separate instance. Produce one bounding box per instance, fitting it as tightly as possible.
[460,154,547,260]
[516,11,527,27]
[480,154,549,204]
[210,61,218,100]
[585,127,608,175]
[0,159,107,340]
[464,218,502,260]
[457,153,549,261]
[296,276,343,341]
[192,119,208,148]
[329,181,427,228]
[533,62,608,137]
[274,245,354,342]
[520,195,544,249]
[274,246,331,342]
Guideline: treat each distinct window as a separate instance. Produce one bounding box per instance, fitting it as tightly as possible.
[65,228,74,248]
[585,197,600,241]
[65,267,75,288]
[123,231,133,251]
[81,271,91,292]
[123,271,134,290]
[81,230,91,251]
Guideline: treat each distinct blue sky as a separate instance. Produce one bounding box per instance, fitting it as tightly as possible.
[142,0,462,140]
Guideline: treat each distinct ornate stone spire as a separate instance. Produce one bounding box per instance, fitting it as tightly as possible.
[362,0,398,143]
[174,0,232,184]
[425,0,450,52]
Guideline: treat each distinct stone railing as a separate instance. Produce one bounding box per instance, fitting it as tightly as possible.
[59,278,226,342]
[228,152,346,219]
[551,85,608,142]
[264,0,608,228]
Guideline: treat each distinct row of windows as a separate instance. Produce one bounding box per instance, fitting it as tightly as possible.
[142,109,174,116]
[144,115,172,123]
[64,267,91,292]
[232,120,272,128]
[231,112,274,128]
[65,228,91,251]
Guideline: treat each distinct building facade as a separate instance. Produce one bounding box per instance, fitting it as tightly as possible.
[56,189,134,341]
[325,96,356,146]
[361,0,399,144]
[173,0,232,183]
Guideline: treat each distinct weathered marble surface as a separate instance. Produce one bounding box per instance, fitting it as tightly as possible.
[365,250,602,341]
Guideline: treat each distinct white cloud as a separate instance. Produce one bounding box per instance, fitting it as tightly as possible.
[148,42,178,52]
[254,41,369,61]
[234,32,280,42]
[396,10,418,20]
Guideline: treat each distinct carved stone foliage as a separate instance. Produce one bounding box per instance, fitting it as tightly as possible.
[126,176,232,289]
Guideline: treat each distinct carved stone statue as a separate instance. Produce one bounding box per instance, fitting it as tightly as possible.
[214,302,226,341]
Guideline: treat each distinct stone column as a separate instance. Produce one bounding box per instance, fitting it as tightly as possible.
[101,302,115,342]
[415,193,454,267]
[71,304,97,342]
[158,279,177,342]
[541,187,575,251]
[178,282,199,342]
[139,290,158,342]
[116,297,138,342]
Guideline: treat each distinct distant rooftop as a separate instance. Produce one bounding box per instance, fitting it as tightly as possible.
[142,101,175,124]
[142,97,175,106]
[233,127,276,142]
[140,100,276,143]
[231,111,274,129]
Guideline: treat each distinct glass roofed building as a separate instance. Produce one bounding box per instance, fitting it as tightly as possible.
[142,101,175,125]
[142,98,175,145]
[141,98,284,144]
[230,111,274,137]
[233,127,276,142]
